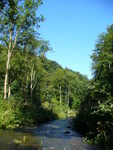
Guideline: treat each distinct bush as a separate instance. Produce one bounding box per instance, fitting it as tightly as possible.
[51,98,68,119]
[73,95,113,150]
[0,99,22,129]
[0,99,37,129]
[92,101,113,150]
[41,98,68,120]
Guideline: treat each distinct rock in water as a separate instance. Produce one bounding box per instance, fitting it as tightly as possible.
[64,130,72,135]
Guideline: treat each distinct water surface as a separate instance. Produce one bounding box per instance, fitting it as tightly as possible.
[0,119,96,150]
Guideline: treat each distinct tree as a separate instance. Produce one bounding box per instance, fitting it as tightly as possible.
[91,25,113,98]
[74,25,113,150]
[0,0,43,99]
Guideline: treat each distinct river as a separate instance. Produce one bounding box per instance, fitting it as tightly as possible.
[0,119,96,150]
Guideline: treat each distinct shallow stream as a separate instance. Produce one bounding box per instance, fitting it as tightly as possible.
[0,119,96,150]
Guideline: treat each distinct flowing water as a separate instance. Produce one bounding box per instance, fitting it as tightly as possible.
[0,119,96,150]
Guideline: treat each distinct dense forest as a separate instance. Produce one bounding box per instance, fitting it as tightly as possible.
[74,25,113,150]
[0,0,88,128]
[0,0,113,150]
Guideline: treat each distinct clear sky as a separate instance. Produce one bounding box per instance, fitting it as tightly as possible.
[38,0,113,79]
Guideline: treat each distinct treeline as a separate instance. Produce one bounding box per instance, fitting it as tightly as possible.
[0,44,88,128]
[0,0,88,129]
[74,25,113,150]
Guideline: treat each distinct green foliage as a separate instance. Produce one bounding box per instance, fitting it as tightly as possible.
[74,90,113,149]
[0,99,22,129]
[74,25,113,150]
[41,98,67,119]
[51,98,68,119]
[0,0,88,133]
[91,25,113,97]
[93,101,113,149]
[0,98,39,129]
[0,51,88,128]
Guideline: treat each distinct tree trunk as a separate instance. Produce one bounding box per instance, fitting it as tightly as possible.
[60,85,62,106]
[8,65,11,99]
[8,85,11,99]
[67,85,70,107]
[24,75,28,103]
[4,29,18,99]
[30,67,36,101]
[4,31,12,99]
[30,68,33,101]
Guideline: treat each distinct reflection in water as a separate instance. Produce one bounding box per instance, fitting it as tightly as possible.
[0,130,42,150]
[0,119,96,150]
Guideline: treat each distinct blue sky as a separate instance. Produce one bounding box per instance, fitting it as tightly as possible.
[38,0,113,79]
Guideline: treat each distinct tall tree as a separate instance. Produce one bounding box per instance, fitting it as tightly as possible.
[74,25,113,150]
[0,0,43,99]
[91,25,113,98]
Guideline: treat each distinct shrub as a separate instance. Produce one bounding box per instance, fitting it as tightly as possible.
[0,99,22,129]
